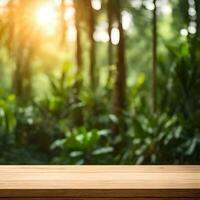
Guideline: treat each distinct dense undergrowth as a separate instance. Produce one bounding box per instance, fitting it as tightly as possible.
[0,0,200,164]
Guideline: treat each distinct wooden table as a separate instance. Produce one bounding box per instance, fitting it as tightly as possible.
[0,166,200,199]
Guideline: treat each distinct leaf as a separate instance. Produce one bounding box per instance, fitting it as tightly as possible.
[92,147,113,155]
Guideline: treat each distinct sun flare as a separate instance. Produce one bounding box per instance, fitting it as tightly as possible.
[34,3,58,35]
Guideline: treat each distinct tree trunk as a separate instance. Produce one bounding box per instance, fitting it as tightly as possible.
[195,0,200,36]
[13,54,23,99]
[7,1,15,54]
[88,0,96,90]
[107,0,113,85]
[152,0,157,114]
[113,0,126,133]
[73,0,84,126]
[60,0,66,46]
[12,1,33,102]
[74,0,83,78]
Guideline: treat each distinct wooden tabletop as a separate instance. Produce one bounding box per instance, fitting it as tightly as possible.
[0,165,200,198]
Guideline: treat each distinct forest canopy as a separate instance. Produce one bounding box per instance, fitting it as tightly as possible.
[0,0,200,164]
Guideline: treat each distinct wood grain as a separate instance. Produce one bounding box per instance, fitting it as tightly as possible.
[0,166,200,198]
[0,197,199,200]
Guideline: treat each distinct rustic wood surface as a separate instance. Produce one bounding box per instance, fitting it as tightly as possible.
[0,197,199,200]
[0,166,200,198]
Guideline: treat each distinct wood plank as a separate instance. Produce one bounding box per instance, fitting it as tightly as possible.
[0,166,200,197]
[1,165,200,173]
[1,198,199,200]
[1,189,200,198]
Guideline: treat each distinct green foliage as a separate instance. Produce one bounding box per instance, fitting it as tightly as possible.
[51,128,113,164]
[0,0,200,165]
[0,93,16,133]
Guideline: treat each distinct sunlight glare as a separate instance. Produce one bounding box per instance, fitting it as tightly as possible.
[130,0,142,9]
[94,23,109,43]
[0,0,8,15]
[122,11,132,30]
[111,28,120,45]
[67,25,76,42]
[54,0,62,6]
[0,0,8,7]
[180,28,188,36]
[64,7,75,21]
[35,3,58,35]
[144,1,154,11]
[92,0,101,10]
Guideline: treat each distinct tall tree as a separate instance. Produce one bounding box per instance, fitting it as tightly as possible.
[60,0,66,46]
[152,0,157,113]
[7,0,15,54]
[73,0,84,126]
[88,0,96,90]
[74,0,83,79]
[10,0,34,102]
[195,0,200,37]
[107,0,114,85]
[113,0,126,133]
[192,0,200,51]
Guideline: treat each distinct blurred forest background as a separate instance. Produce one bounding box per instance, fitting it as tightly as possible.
[0,0,199,164]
